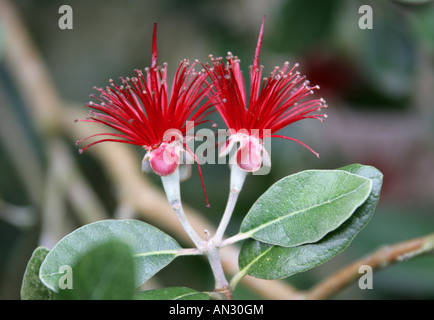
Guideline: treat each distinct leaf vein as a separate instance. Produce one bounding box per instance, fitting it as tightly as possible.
[243,179,372,237]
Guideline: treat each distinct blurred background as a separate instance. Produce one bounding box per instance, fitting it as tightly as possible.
[1,0,433,300]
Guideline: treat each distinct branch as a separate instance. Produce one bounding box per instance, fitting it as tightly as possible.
[304,232,434,300]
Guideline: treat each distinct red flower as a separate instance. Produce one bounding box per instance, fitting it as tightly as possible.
[205,17,327,172]
[76,23,213,202]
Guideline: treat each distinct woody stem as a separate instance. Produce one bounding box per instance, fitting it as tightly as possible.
[161,169,230,298]
[161,170,205,250]
[205,165,247,299]
[162,167,247,299]
[213,165,247,245]
[205,244,231,298]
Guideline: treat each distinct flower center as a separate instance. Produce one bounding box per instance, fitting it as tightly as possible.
[147,141,182,177]
[235,135,263,172]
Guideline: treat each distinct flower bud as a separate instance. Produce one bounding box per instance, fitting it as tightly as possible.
[236,136,263,172]
[148,142,181,177]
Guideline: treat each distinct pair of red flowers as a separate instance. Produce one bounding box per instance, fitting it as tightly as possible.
[76,17,327,191]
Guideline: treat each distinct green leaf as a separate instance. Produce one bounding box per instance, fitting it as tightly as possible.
[238,165,383,280]
[240,170,372,247]
[39,219,181,292]
[135,287,209,300]
[338,164,383,223]
[57,240,135,300]
[21,247,55,300]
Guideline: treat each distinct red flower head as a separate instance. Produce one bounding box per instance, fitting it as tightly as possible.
[205,17,327,173]
[76,23,213,203]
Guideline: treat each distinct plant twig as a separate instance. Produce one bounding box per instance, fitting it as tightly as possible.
[206,246,231,298]
[213,188,241,245]
[303,232,434,300]
[161,171,205,250]
[213,165,247,242]
[221,232,251,247]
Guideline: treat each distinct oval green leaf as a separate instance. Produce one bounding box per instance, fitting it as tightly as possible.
[21,247,55,300]
[240,170,373,247]
[338,164,383,221]
[238,165,383,280]
[39,219,181,292]
[135,287,209,300]
[56,240,136,300]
